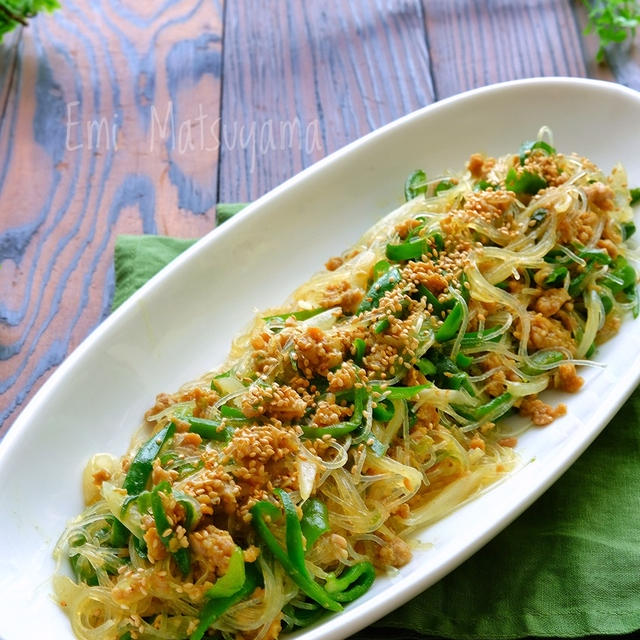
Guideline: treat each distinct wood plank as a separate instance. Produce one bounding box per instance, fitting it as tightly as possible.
[0,0,224,435]
[218,0,434,202]
[423,0,587,99]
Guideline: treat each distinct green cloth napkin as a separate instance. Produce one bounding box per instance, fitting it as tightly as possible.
[112,204,640,640]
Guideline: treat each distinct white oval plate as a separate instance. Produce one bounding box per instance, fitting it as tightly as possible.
[1,78,640,640]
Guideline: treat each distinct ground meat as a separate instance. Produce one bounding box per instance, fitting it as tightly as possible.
[322,280,364,314]
[144,393,174,421]
[312,400,350,427]
[395,218,421,239]
[151,457,176,485]
[527,312,576,355]
[243,545,260,563]
[415,402,439,429]
[293,326,343,377]
[182,460,239,517]
[484,369,507,397]
[143,524,168,564]
[553,363,583,393]
[519,395,567,426]
[327,362,358,392]
[557,208,600,245]
[597,312,622,344]
[466,152,494,179]
[602,218,623,244]
[223,424,300,518]
[421,272,448,295]
[523,151,567,187]
[189,525,236,578]
[242,383,307,423]
[584,181,615,211]
[325,255,343,271]
[596,238,619,259]
[374,536,412,569]
[533,287,571,317]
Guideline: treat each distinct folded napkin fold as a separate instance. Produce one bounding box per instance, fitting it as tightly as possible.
[113,203,640,640]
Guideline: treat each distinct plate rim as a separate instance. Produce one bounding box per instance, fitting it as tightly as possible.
[2,75,640,640]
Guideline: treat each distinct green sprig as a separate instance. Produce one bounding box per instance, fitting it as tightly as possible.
[0,1,59,40]
[583,0,640,62]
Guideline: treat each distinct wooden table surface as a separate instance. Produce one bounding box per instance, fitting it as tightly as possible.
[1,1,639,440]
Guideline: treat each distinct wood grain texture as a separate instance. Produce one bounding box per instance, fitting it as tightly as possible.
[218,0,435,202]
[3,0,640,440]
[0,0,224,434]
[423,0,587,99]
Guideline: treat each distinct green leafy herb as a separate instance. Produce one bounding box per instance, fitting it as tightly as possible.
[435,179,455,194]
[630,187,640,205]
[0,0,59,39]
[519,140,556,165]
[505,168,547,195]
[583,0,640,62]
[404,169,428,201]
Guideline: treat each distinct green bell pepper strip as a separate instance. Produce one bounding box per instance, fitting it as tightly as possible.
[530,207,548,226]
[416,358,437,377]
[151,481,190,576]
[173,490,202,531]
[250,494,342,612]
[69,544,99,586]
[282,602,325,629]
[404,169,427,201]
[301,387,366,439]
[600,292,613,315]
[301,498,330,551]
[324,561,376,603]
[432,355,475,396]
[579,248,612,265]
[455,352,473,369]
[386,237,425,262]
[357,266,402,314]
[428,231,445,254]
[263,308,326,322]
[505,168,547,195]
[621,221,636,240]
[474,179,495,191]
[123,423,175,496]
[111,422,176,547]
[600,256,636,294]
[219,406,246,419]
[521,349,565,376]
[544,265,568,287]
[207,545,246,598]
[371,383,431,400]
[372,259,391,280]
[187,417,234,442]
[629,188,640,206]
[568,263,595,297]
[435,301,464,342]
[417,284,443,313]
[190,564,261,640]
[519,140,555,165]
[353,338,366,365]
[435,179,454,194]
[372,397,395,421]
[457,392,513,422]
[374,318,390,334]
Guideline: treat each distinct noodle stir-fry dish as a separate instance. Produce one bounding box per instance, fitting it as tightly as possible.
[54,132,639,640]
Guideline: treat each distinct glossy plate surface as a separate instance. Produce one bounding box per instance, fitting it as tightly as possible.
[1,78,639,640]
